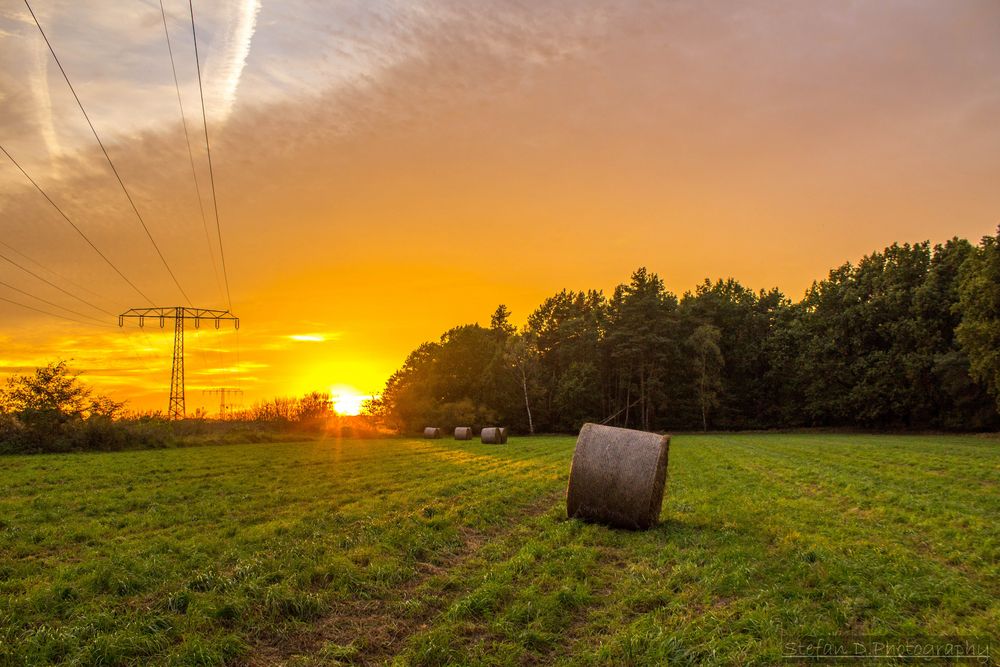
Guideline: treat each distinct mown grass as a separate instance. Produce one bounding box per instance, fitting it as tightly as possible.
[0,434,997,665]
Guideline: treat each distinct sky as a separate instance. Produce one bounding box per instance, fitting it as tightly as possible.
[1,0,998,414]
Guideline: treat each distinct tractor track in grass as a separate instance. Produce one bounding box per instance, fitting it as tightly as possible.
[247,489,566,666]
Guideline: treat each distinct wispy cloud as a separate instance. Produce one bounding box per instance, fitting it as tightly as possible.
[28,18,60,159]
[287,332,340,343]
[193,361,267,376]
[206,0,262,122]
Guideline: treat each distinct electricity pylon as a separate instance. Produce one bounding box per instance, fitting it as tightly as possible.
[119,307,239,419]
[202,387,243,420]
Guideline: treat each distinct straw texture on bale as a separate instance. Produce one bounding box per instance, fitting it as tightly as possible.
[480,427,508,444]
[454,426,473,440]
[423,427,442,439]
[566,423,670,530]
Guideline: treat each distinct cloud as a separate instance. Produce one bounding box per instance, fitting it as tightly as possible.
[287,332,340,342]
[205,0,262,122]
[192,361,267,376]
[29,28,61,159]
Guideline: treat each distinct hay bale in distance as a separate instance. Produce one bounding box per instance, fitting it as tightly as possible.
[454,426,473,440]
[423,427,442,439]
[566,423,670,530]
[480,426,508,444]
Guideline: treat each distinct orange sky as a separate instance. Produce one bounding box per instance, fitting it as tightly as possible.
[1,1,999,414]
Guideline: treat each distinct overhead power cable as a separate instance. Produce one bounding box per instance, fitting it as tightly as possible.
[0,238,104,300]
[24,0,192,305]
[0,143,152,306]
[0,293,113,328]
[188,0,233,311]
[158,0,224,304]
[0,249,115,317]
[0,278,107,324]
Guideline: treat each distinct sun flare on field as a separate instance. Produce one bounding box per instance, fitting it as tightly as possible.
[330,387,370,416]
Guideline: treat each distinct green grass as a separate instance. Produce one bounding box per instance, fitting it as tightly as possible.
[1,434,997,665]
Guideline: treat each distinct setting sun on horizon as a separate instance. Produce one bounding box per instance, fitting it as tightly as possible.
[330,386,372,417]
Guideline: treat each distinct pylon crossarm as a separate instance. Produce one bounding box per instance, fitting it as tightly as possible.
[118,306,238,329]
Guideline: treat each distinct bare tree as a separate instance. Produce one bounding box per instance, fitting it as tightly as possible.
[505,334,536,434]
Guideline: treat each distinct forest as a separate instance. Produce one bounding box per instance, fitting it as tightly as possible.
[371,230,1000,433]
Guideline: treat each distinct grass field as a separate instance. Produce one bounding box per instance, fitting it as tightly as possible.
[1,434,998,665]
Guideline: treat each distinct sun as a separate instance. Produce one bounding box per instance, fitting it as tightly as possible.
[330,387,369,416]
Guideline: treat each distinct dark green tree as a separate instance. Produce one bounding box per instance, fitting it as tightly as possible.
[957,229,1000,410]
[490,304,516,337]
[687,324,723,431]
[680,279,793,428]
[526,289,607,431]
[605,268,679,431]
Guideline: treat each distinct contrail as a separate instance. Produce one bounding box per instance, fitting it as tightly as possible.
[209,0,261,122]
[28,11,60,158]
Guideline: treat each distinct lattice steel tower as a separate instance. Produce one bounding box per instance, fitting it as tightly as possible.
[202,387,244,419]
[119,307,239,419]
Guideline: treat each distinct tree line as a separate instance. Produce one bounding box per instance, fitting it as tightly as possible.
[370,230,1000,433]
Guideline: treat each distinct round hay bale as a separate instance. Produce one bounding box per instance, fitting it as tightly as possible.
[480,427,507,444]
[566,423,670,530]
[423,427,442,439]
[454,426,473,440]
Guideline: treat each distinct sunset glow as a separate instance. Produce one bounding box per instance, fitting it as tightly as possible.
[1,1,998,412]
[331,387,370,417]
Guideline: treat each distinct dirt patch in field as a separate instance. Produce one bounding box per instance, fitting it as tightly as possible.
[248,490,563,666]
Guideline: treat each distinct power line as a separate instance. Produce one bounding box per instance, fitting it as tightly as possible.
[0,239,104,300]
[0,278,108,324]
[24,0,192,305]
[0,248,115,317]
[158,0,224,304]
[159,1,224,380]
[120,321,163,376]
[0,293,113,329]
[1,143,153,305]
[235,327,242,393]
[188,0,233,311]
